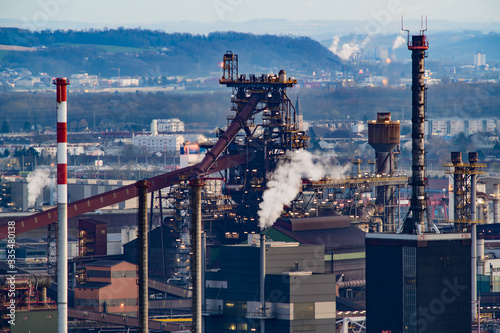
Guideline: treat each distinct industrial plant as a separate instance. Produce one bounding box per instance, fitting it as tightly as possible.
[1,23,500,333]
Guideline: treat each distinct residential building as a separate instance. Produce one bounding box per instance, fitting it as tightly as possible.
[132,134,184,153]
[156,118,185,133]
[427,118,497,136]
[474,52,486,67]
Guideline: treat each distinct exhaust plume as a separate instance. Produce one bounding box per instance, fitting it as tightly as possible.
[392,35,406,50]
[258,150,350,230]
[27,168,53,207]
[329,36,361,61]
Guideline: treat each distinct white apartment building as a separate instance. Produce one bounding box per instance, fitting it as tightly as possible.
[70,73,99,87]
[474,52,486,67]
[132,134,184,153]
[156,118,185,133]
[427,118,497,136]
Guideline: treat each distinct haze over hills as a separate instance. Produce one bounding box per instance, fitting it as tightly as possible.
[0,28,342,77]
[2,18,500,39]
[0,26,499,80]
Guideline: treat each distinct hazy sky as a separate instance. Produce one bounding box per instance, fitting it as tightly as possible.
[2,0,500,27]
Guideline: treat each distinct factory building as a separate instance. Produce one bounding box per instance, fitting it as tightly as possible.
[205,240,336,333]
[77,217,107,257]
[366,233,471,333]
[74,260,138,316]
[123,225,179,282]
[267,216,366,281]
[8,178,137,211]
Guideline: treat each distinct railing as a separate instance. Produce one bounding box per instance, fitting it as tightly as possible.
[246,308,275,319]
[203,306,223,316]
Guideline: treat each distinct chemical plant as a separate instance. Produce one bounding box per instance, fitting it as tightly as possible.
[1,24,500,333]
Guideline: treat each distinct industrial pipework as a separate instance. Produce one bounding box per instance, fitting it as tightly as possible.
[190,93,262,179]
[54,77,69,333]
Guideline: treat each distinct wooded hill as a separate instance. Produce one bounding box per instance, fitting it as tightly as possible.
[0,28,342,77]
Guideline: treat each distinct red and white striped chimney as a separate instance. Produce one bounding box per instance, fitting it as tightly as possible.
[54,77,69,333]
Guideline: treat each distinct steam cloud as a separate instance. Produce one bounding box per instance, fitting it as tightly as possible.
[329,36,360,61]
[258,150,351,230]
[27,168,54,207]
[392,35,406,50]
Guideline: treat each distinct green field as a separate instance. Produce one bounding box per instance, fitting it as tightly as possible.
[55,43,151,53]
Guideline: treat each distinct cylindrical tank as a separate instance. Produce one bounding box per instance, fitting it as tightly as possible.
[278,70,287,83]
[151,119,158,136]
[129,227,138,241]
[368,112,400,174]
[451,151,462,165]
[40,287,47,302]
[121,226,130,245]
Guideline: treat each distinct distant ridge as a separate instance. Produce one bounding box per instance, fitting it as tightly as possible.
[0,27,341,77]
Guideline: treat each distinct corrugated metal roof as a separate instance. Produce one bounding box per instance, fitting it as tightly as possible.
[277,216,351,231]
[88,259,125,267]
[75,281,111,289]
[270,224,365,249]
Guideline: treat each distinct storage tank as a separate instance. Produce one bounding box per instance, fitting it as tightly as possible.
[368,112,400,175]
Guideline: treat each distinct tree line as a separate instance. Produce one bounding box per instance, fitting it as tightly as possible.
[0,28,341,77]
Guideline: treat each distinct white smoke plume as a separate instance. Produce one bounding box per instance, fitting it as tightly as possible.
[27,168,54,207]
[392,35,406,50]
[329,36,361,61]
[258,150,351,230]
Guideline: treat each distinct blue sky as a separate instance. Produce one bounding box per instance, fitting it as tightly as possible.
[2,0,499,26]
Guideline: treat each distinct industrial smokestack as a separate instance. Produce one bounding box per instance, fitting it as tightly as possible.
[470,152,478,321]
[451,152,462,223]
[260,233,266,333]
[136,179,150,333]
[54,77,69,333]
[190,178,204,333]
[494,184,500,224]
[400,31,429,234]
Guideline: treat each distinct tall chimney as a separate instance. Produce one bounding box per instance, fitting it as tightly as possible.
[494,184,500,224]
[401,31,429,234]
[190,178,204,333]
[470,152,478,321]
[260,233,266,333]
[54,77,69,333]
[136,180,150,333]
